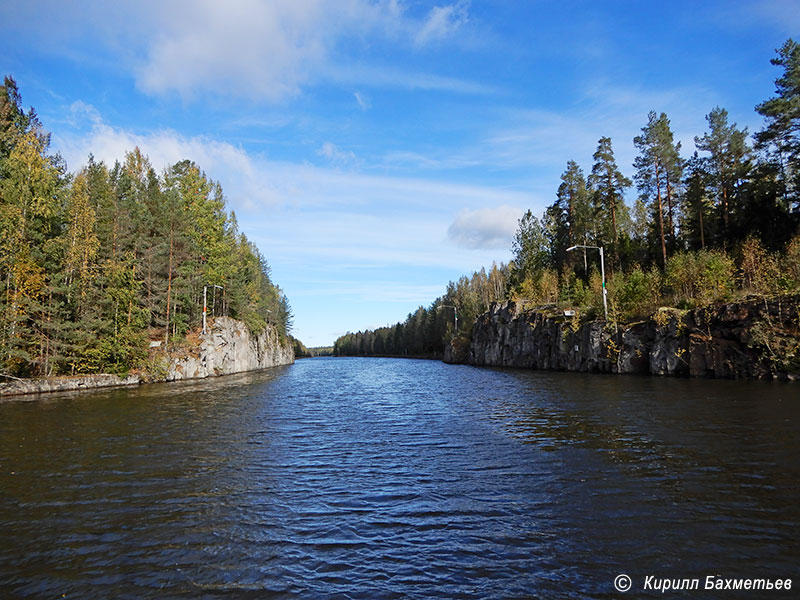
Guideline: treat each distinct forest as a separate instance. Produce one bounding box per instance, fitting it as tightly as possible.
[334,39,800,358]
[0,78,292,378]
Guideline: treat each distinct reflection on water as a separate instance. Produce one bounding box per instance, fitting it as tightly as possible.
[1,359,798,598]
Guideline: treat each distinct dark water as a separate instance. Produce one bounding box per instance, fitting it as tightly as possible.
[1,358,799,599]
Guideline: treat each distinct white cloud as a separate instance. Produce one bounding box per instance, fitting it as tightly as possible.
[135,0,352,101]
[318,141,358,165]
[54,107,279,209]
[3,0,482,102]
[54,104,529,258]
[415,2,469,46]
[66,100,103,128]
[289,279,444,303]
[326,64,497,96]
[447,204,523,250]
[354,91,371,111]
[713,0,800,37]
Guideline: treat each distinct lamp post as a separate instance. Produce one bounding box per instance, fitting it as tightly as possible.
[441,304,458,334]
[566,245,607,321]
[203,285,223,334]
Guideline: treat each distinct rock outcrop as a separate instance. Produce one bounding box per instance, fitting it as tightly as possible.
[166,317,294,381]
[1,317,294,398]
[449,296,800,381]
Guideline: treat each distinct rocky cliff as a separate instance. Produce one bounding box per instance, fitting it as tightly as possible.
[1,317,294,397]
[166,317,294,381]
[447,296,800,381]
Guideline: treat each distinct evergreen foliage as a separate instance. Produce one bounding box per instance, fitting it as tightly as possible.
[334,263,510,357]
[755,38,800,208]
[0,78,291,378]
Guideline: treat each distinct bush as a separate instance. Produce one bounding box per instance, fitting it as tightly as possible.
[560,271,593,307]
[782,233,800,292]
[517,268,559,304]
[585,268,606,318]
[738,236,781,295]
[616,266,662,319]
[666,249,735,307]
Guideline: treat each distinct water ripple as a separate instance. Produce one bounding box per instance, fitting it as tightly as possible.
[1,359,799,598]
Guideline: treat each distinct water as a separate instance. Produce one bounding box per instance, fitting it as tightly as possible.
[1,358,798,598]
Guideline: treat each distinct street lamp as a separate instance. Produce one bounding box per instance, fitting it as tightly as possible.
[566,244,607,321]
[203,284,223,334]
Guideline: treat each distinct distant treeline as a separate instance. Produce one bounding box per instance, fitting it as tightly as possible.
[1,77,291,377]
[334,264,508,357]
[293,341,335,358]
[335,39,800,357]
[292,339,334,357]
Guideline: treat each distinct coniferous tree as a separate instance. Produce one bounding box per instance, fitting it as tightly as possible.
[755,39,800,210]
[588,136,632,266]
[511,210,549,282]
[634,112,683,267]
[694,107,750,246]
[0,129,64,375]
[545,161,592,272]
[682,153,714,250]
[1,77,295,376]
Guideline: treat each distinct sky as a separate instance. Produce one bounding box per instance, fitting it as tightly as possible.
[1,1,797,346]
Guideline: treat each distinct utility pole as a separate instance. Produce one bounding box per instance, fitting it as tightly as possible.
[566,245,607,321]
[203,284,223,334]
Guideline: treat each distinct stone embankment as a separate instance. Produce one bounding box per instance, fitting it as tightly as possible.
[0,374,142,396]
[1,317,294,398]
[445,296,800,381]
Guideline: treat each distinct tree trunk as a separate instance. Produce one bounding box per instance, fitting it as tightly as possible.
[721,184,729,248]
[656,165,667,268]
[665,177,674,247]
[699,204,705,249]
[610,194,619,267]
[128,263,135,326]
[567,194,574,245]
[164,224,174,348]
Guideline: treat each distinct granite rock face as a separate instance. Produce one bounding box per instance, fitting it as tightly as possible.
[462,302,615,373]
[451,296,800,380]
[167,317,294,381]
[1,317,295,397]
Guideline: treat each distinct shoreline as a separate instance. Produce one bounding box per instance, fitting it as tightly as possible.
[447,295,800,382]
[0,373,143,399]
[1,317,295,399]
[0,363,299,400]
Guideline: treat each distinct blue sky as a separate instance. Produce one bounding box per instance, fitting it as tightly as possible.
[1,1,797,346]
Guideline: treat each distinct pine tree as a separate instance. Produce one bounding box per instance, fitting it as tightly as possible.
[755,39,800,208]
[0,76,40,163]
[634,112,683,267]
[588,136,632,265]
[694,107,750,246]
